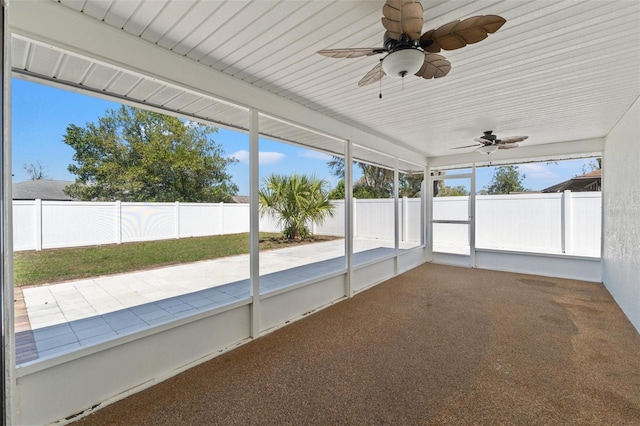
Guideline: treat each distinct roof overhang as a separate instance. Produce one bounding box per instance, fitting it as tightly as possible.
[7,1,640,169]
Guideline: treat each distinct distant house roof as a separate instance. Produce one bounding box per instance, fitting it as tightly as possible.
[541,169,602,193]
[13,180,76,201]
[231,195,249,204]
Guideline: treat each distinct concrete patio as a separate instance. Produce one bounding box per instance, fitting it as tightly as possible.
[16,239,420,364]
[74,263,640,425]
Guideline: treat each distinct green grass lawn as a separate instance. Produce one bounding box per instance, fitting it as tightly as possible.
[14,233,337,287]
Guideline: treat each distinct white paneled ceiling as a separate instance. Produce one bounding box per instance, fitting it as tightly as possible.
[9,0,640,160]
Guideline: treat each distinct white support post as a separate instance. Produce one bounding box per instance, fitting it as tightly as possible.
[393,160,399,275]
[426,167,433,260]
[34,198,42,251]
[115,200,122,244]
[1,3,15,422]
[249,108,260,337]
[345,141,353,298]
[174,201,180,239]
[562,190,572,254]
[470,163,477,267]
[599,158,605,259]
[421,165,427,249]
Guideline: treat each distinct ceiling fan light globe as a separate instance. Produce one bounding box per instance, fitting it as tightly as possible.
[382,49,424,78]
[477,144,498,154]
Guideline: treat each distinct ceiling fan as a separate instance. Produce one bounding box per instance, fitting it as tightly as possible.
[317,0,506,87]
[453,131,529,154]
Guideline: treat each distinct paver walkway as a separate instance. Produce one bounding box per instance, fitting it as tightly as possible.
[18,239,418,362]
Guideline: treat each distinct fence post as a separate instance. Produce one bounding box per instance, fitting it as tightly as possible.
[402,196,408,242]
[219,202,224,235]
[34,199,42,251]
[562,190,572,254]
[175,201,180,239]
[352,197,357,239]
[115,200,122,244]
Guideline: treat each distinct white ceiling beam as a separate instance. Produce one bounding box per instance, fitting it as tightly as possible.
[427,138,604,169]
[8,0,423,165]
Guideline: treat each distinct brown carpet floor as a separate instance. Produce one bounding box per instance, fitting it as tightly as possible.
[76,263,640,425]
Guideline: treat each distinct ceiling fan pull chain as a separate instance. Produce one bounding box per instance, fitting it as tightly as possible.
[379,78,383,99]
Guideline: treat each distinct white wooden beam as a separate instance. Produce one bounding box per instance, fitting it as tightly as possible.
[1,1,15,424]
[428,138,604,169]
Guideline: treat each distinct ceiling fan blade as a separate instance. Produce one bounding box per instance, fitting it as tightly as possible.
[452,16,492,44]
[419,29,441,52]
[381,17,403,39]
[498,143,519,149]
[452,144,481,149]
[384,28,402,41]
[358,62,385,87]
[420,15,506,52]
[450,15,506,47]
[497,135,529,144]
[414,53,451,79]
[317,48,385,58]
[475,14,508,34]
[403,17,425,40]
[431,20,464,50]
[474,137,492,144]
[381,0,424,41]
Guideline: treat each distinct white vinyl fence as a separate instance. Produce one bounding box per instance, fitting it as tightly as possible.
[13,198,422,251]
[13,200,251,251]
[432,191,601,257]
[13,192,601,257]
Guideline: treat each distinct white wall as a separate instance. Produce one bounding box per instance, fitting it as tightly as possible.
[603,97,640,333]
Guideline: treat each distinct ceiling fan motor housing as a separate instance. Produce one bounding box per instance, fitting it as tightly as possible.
[382,48,424,78]
[482,130,497,142]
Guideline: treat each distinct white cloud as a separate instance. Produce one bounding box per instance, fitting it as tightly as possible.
[229,150,249,163]
[299,150,331,161]
[260,151,286,165]
[229,150,285,165]
[519,163,558,180]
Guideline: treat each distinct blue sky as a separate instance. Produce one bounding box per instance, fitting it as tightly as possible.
[12,78,596,195]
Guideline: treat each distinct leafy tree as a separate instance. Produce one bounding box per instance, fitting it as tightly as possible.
[259,174,335,240]
[485,165,527,194]
[437,185,469,196]
[327,156,422,199]
[327,156,345,180]
[351,177,388,198]
[328,174,424,199]
[399,173,424,197]
[328,156,394,197]
[63,106,238,202]
[328,180,345,200]
[23,161,48,180]
[358,163,394,197]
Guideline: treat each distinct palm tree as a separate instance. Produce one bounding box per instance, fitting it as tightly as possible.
[259,174,335,240]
